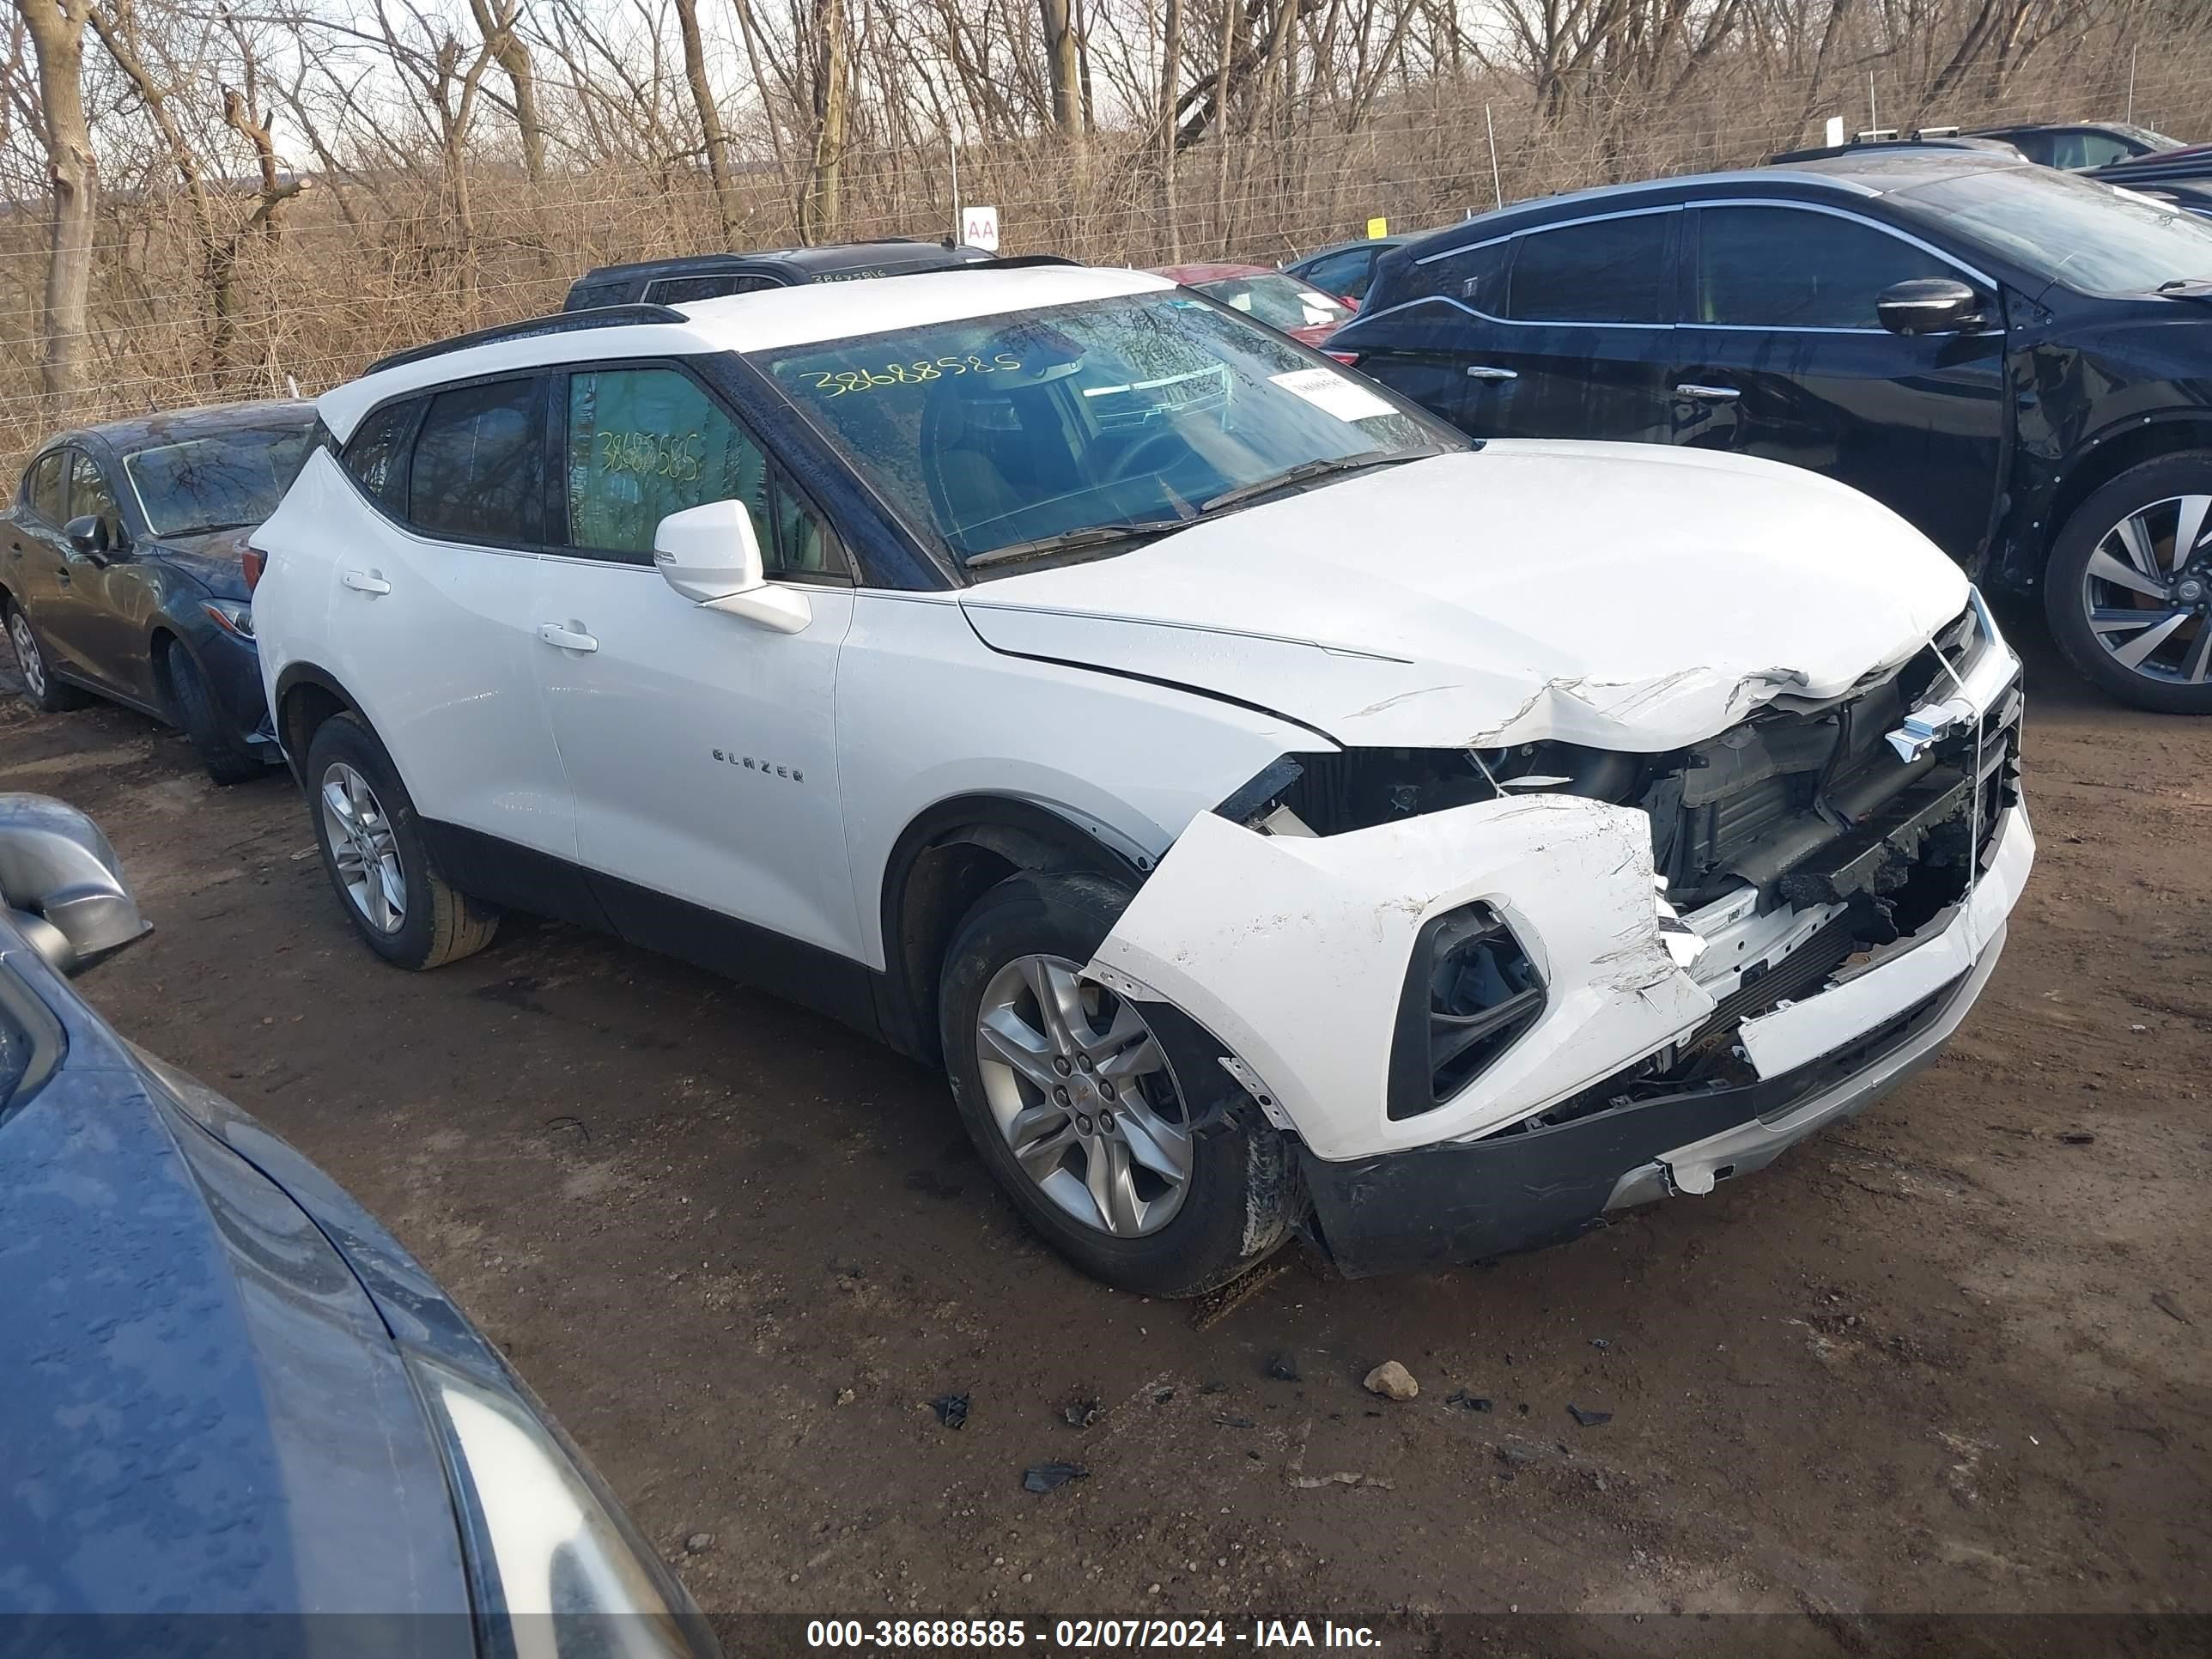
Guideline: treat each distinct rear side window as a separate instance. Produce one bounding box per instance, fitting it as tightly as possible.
[1696,208,1950,329]
[1508,214,1674,325]
[22,453,64,522]
[343,398,422,512]
[409,379,544,545]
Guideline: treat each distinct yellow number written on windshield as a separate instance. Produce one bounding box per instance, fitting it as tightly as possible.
[800,355,1025,398]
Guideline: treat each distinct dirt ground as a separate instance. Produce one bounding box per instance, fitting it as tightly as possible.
[2,611,2206,1651]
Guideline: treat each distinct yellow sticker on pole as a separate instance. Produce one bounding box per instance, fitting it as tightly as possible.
[1365,216,1389,240]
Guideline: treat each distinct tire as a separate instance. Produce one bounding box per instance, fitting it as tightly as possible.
[303,711,498,969]
[2045,453,2212,714]
[167,644,264,785]
[938,871,1299,1297]
[4,597,89,714]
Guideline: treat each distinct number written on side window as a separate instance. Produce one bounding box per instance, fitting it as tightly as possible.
[410,379,544,544]
[564,367,842,577]
[1695,207,1950,330]
[1509,216,1673,325]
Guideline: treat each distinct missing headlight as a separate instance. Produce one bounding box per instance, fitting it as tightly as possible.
[1387,901,1545,1118]
[1215,745,1640,837]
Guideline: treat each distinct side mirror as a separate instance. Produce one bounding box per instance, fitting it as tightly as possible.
[652,500,811,635]
[63,514,113,562]
[1878,277,1985,336]
[0,793,149,974]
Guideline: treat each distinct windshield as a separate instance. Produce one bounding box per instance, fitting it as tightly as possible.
[1892,167,2212,294]
[122,422,315,538]
[757,290,1449,568]
[2112,122,2187,154]
[1194,274,1353,333]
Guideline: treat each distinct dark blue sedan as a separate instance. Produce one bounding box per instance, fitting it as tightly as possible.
[0,793,719,1657]
[1,403,314,784]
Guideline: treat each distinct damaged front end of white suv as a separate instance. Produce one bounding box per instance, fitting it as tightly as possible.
[1083,593,2030,1278]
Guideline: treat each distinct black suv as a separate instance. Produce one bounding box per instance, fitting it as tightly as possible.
[1329,149,2212,712]
[1969,119,2186,171]
[562,240,995,310]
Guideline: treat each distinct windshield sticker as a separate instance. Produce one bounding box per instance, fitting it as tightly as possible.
[797,355,1025,397]
[1269,367,1395,422]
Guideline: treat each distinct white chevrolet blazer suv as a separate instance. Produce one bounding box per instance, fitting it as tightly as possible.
[252,264,2034,1295]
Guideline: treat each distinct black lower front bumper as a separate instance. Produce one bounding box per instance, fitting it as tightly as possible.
[1297,964,1976,1279]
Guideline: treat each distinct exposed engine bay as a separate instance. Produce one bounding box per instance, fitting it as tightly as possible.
[1215,602,2024,1127]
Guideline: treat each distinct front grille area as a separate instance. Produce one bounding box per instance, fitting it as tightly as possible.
[1644,612,2021,920]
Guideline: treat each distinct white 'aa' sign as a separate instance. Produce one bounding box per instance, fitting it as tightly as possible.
[963,206,1000,252]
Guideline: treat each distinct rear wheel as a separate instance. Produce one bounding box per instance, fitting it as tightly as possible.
[938,871,1299,1297]
[167,645,264,785]
[304,712,498,969]
[4,599,88,714]
[2046,455,2212,714]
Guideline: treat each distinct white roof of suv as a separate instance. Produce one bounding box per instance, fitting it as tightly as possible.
[319,266,1175,441]
[676,264,1172,353]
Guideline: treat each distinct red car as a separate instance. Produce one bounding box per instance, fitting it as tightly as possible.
[1150,263,1357,346]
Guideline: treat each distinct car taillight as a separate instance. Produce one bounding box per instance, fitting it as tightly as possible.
[241,545,266,592]
[1325,350,1360,367]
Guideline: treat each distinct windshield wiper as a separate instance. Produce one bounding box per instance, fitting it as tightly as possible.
[963,518,1192,570]
[2156,276,2212,295]
[1199,448,1445,514]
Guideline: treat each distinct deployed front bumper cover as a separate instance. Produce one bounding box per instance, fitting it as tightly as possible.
[1294,801,2029,1277]
[1297,921,2000,1276]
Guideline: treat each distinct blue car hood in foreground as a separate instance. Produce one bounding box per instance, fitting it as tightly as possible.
[0,957,471,1630]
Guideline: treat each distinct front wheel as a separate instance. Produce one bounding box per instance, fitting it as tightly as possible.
[2045,454,2212,714]
[938,871,1299,1297]
[167,646,264,785]
[303,712,499,969]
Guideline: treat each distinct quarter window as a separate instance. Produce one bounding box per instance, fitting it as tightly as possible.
[1696,207,1951,329]
[563,366,841,578]
[1508,214,1674,325]
[409,379,544,544]
[23,454,63,522]
[343,397,422,513]
[1436,240,1513,313]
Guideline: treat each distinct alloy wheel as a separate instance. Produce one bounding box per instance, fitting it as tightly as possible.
[319,761,406,933]
[2081,494,2212,686]
[8,610,46,699]
[974,953,1192,1237]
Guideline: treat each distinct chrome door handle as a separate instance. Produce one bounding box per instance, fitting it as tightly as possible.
[538,623,599,653]
[1675,383,1741,402]
[1464,366,1519,381]
[340,568,391,595]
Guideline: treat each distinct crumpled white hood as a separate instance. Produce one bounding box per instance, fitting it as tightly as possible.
[960,442,1972,751]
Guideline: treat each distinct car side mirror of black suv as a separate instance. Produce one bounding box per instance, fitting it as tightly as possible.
[1878,277,1985,336]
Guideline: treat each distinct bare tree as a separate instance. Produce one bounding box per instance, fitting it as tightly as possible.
[15,0,95,416]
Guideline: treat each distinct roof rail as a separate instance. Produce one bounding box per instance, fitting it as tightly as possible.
[366,304,685,375]
[974,253,1084,270]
